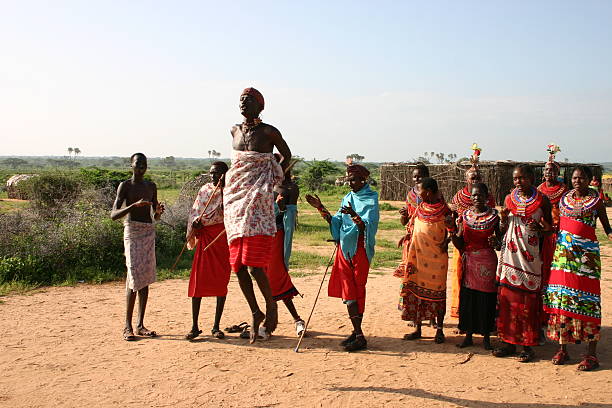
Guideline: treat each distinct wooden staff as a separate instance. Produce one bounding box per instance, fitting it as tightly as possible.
[168,177,223,275]
[294,244,338,353]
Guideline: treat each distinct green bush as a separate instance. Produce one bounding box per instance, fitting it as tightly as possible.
[15,171,81,210]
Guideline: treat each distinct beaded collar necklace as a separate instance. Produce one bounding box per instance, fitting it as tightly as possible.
[416,200,449,223]
[559,188,599,217]
[510,186,538,216]
[406,186,421,209]
[537,182,567,203]
[464,207,498,231]
[452,186,472,213]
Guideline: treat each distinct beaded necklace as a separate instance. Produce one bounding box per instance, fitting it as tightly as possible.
[537,182,567,204]
[464,207,499,231]
[559,188,599,217]
[416,200,449,223]
[509,186,538,216]
[241,117,262,147]
[451,187,472,213]
[406,186,421,210]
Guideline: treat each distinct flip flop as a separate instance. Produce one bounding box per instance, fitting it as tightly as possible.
[225,322,248,333]
[577,355,600,371]
[239,326,251,339]
[517,349,535,363]
[552,349,570,365]
[185,329,202,340]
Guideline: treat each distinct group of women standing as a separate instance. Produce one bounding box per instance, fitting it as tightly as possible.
[395,144,612,371]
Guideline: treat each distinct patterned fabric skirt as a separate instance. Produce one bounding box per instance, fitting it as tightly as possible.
[458,287,496,335]
[399,287,445,326]
[546,314,600,344]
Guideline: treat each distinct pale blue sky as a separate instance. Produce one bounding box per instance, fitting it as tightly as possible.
[1,1,611,162]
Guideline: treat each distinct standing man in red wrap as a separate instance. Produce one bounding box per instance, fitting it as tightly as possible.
[224,87,291,343]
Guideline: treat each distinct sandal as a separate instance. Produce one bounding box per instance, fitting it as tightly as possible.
[344,334,367,352]
[295,320,306,337]
[123,328,136,341]
[135,327,157,337]
[577,355,600,371]
[340,332,357,346]
[492,344,516,358]
[211,328,225,339]
[239,325,251,339]
[185,329,202,340]
[552,349,570,365]
[225,322,248,333]
[517,348,535,363]
[402,331,422,341]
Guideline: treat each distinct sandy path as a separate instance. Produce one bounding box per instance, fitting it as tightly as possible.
[1,260,612,407]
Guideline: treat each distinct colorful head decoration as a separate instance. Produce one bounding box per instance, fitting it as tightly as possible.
[346,164,370,180]
[241,87,265,111]
[468,143,481,172]
[546,143,561,169]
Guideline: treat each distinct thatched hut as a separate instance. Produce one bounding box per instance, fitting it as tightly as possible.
[6,174,37,199]
[379,161,603,204]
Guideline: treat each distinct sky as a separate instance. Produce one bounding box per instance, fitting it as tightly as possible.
[1,0,612,163]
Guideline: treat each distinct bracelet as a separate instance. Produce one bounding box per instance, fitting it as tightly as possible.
[351,215,364,226]
[317,207,331,218]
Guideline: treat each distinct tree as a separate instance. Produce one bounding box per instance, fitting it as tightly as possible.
[74,148,81,158]
[162,156,176,168]
[67,147,73,158]
[207,150,212,158]
[346,153,365,163]
[301,160,340,191]
[2,158,29,169]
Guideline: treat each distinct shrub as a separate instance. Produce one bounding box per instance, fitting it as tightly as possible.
[15,171,81,212]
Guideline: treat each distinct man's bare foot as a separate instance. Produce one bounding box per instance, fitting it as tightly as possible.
[434,329,445,344]
[250,310,265,344]
[264,302,278,334]
[135,326,157,337]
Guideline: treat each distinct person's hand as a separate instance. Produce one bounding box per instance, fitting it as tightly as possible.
[500,207,510,221]
[398,235,406,248]
[305,194,322,209]
[192,219,203,230]
[132,199,152,208]
[340,202,357,217]
[155,202,165,216]
[607,232,612,241]
[444,213,456,229]
[487,234,498,248]
[399,207,408,216]
[276,194,284,204]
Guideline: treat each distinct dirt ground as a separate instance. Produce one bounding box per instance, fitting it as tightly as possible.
[1,244,612,408]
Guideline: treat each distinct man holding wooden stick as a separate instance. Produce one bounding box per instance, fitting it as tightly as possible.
[184,162,230,341]
[223,87,291,343]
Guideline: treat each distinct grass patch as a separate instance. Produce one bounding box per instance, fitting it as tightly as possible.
[597,231,612,247]
[379,202,399,211]
[157,188,181,204]
[0,199,29,214]
[0,281,39,297]
[289,250,330,269]
[371,248,402,269]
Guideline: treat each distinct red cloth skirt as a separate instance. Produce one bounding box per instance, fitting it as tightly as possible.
[328,240,370,314]
[228,234,274,272]
[188,223,231,297]
[496,285,541,346]
[540,232,557,324]
[264,230,299,301]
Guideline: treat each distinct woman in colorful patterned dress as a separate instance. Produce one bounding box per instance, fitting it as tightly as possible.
[399,177,451,344]
[395,163,429,277]
[448,183,501,350]
[537,145,568,330]
[544,166,612,371]
[493,164,552,362]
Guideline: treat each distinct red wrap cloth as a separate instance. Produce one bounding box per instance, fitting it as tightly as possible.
[496,286,541,346]
[263,230,299,301]
[229,235,274,272]
[188,223,231,297]
[328,237,370,314]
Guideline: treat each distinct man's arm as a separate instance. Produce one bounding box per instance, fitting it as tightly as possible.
[110,182,150,221]
[267,127,291,171]
[151,182,164,220]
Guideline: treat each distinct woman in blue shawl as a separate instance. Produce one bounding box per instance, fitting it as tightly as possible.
[306,164,379,352]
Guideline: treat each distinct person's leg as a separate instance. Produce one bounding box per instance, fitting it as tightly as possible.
[213,296,226,331]
[250,266,278,335]
[283,299,301,321]
[344,301,367,351]
[578,341,600,371]
[236,266,265,344]
[483,333,492,350]
[135,286,156,336]
[457,332,473,348]
[434,308,445,344]
[185,297,202,340]
[124,286,137,340]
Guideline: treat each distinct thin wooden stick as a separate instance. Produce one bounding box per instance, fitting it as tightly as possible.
[294,244,338,353]
[201,229,226,252]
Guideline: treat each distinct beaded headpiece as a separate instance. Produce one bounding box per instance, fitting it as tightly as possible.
[468,143,481,172]
[546,143,561,169]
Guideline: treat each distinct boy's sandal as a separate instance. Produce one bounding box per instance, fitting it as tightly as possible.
[185,329,202,340]
[135,327,157,337]
[517,349,535,363]
[577,355,600,371]
[123,328,136,341]
[551,349,570,365]
[225,322,248,333]
[211,329,225,339]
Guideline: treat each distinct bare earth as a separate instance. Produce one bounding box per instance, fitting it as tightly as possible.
[1,247,612,408]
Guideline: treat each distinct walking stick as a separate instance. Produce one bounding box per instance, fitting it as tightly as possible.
[294,244,338,353]
[168,177,223,275]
